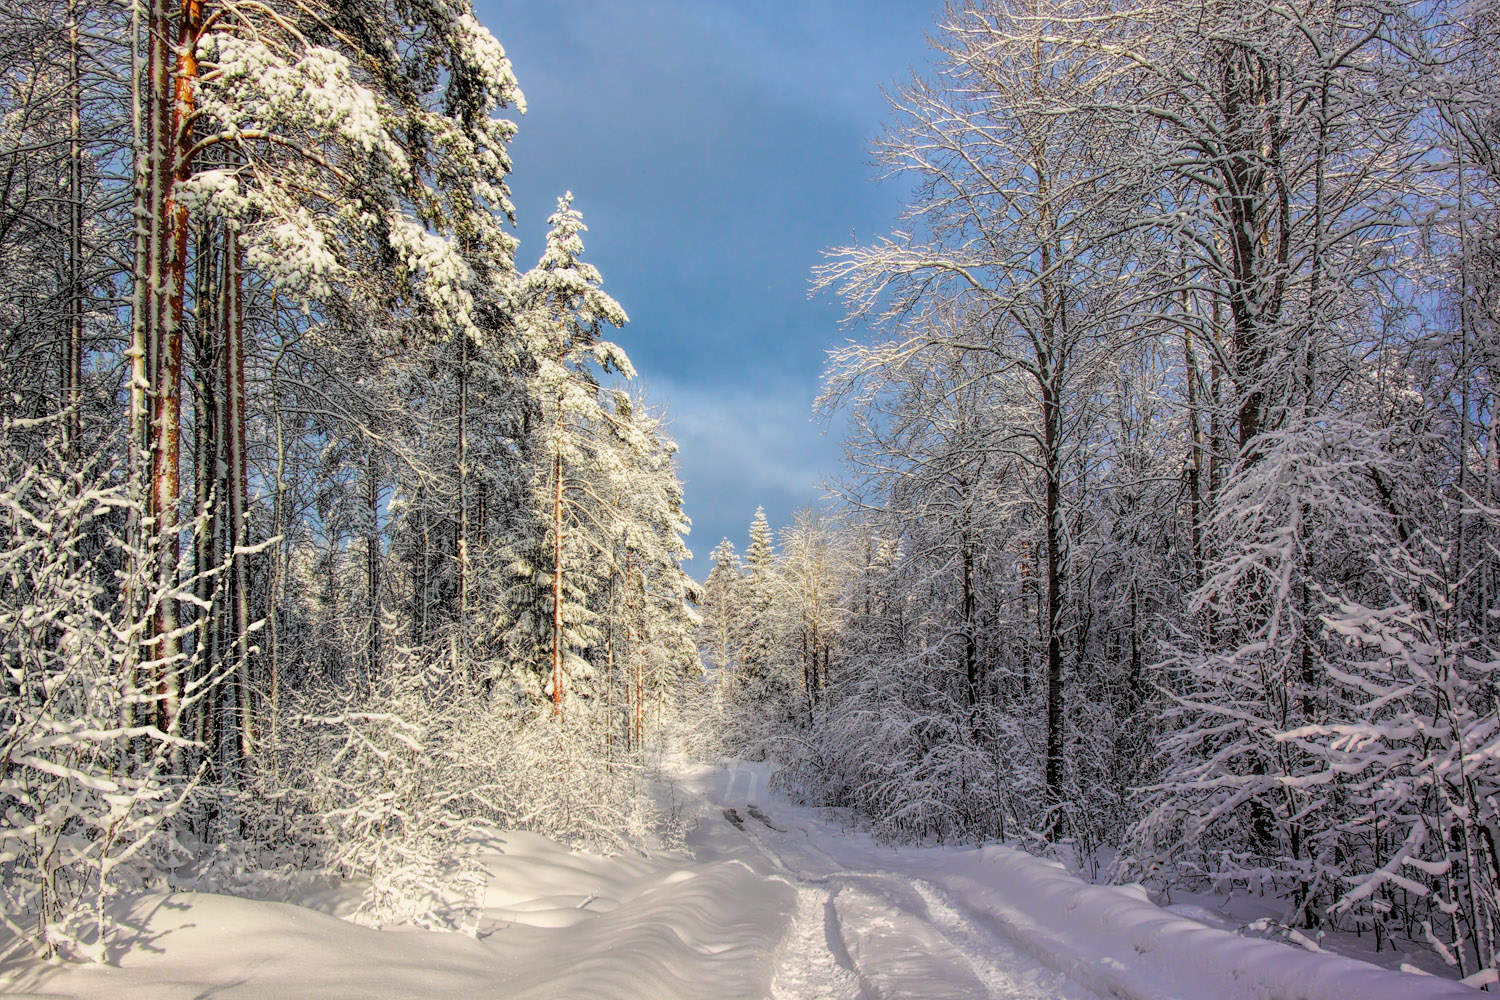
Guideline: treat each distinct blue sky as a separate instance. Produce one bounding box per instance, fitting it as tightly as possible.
[477,1,941,575]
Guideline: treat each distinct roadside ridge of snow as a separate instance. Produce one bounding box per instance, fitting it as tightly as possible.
[0,831,800,1000]
[929,845,1475,1000]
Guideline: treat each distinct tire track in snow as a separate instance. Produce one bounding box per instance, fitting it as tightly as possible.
[829,881,990,999]
[770,885,860,1000]
[907,878,1096,1000]
[711,763,1098,999]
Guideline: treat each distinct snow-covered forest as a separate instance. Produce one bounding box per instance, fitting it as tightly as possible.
[1,0,1498,996]
[702,0,1500,986]
[1,0,697,962]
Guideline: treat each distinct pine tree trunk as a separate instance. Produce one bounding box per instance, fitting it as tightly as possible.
[191,219,220,773]
[147,0,202,736]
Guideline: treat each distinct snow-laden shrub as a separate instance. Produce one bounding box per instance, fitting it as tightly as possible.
[246,649,675,931]
[1275,540,1500,980]
[0,417,190,960]
[1117,416,1500,978]
[700,678,783,764]
[266,657,493,930]
[772,680,1029,845]
[660,675,739,762]
[499,708,676,854]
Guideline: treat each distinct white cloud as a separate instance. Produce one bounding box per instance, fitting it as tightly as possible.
[644,375,847,574]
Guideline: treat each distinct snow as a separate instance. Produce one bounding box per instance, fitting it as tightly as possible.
[454,14,526,114]
[832,884,990,999]
[0,759,1478,999]
[919,848,1471,1000]
[0,828,795,1000]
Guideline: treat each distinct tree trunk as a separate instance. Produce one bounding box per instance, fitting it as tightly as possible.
[1043,378,1065,803]
[222,226,252,766]
[605,565,616,765]
[147,0,203,737]
[129,0,170,727]
[625,552,641,749]
[64,0,83,463]
[1183,296,1206,595]
[551,429,564,717]
[802,611,813,728]
[457,331,469,642]
[191,218,220,773]
[365,446,381,677]
[1219,45,1287,460]
[962,532,979,743]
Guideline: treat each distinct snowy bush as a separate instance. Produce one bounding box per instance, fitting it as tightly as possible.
[662,675,740,763]
[267,656,494,929]
[1283,537,1500,980]
[772,674,1032,845]
[250,646,675,931]
[501,708,678,854]
[0,417,190,960]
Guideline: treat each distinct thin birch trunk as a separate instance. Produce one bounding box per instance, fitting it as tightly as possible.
[65,0,83,462]
[222,225,252,766]
[552,423,564,718]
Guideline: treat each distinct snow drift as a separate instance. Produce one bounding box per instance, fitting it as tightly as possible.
[925,844,1476,1000]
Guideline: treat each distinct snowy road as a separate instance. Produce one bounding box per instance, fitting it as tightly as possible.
[674,759,1098,1000]
[0,757,1476,998]
[673,758,1474,1000]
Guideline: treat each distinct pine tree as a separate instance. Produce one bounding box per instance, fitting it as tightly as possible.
[738,507,779,694]
[700,538,744,692]
[606,395,697,750]
[499,194,630,714]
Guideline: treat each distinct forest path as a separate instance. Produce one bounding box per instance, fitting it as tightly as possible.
[672,759,1099,1000]
[3,759,1462,998]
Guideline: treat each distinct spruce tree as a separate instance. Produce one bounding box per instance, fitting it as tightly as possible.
[499,194,630,714]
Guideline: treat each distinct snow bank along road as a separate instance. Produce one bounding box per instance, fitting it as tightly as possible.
[0,759,1478,999]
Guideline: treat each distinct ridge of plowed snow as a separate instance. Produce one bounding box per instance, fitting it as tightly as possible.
[0,829,797,1000]
[923,846,1475,1000]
